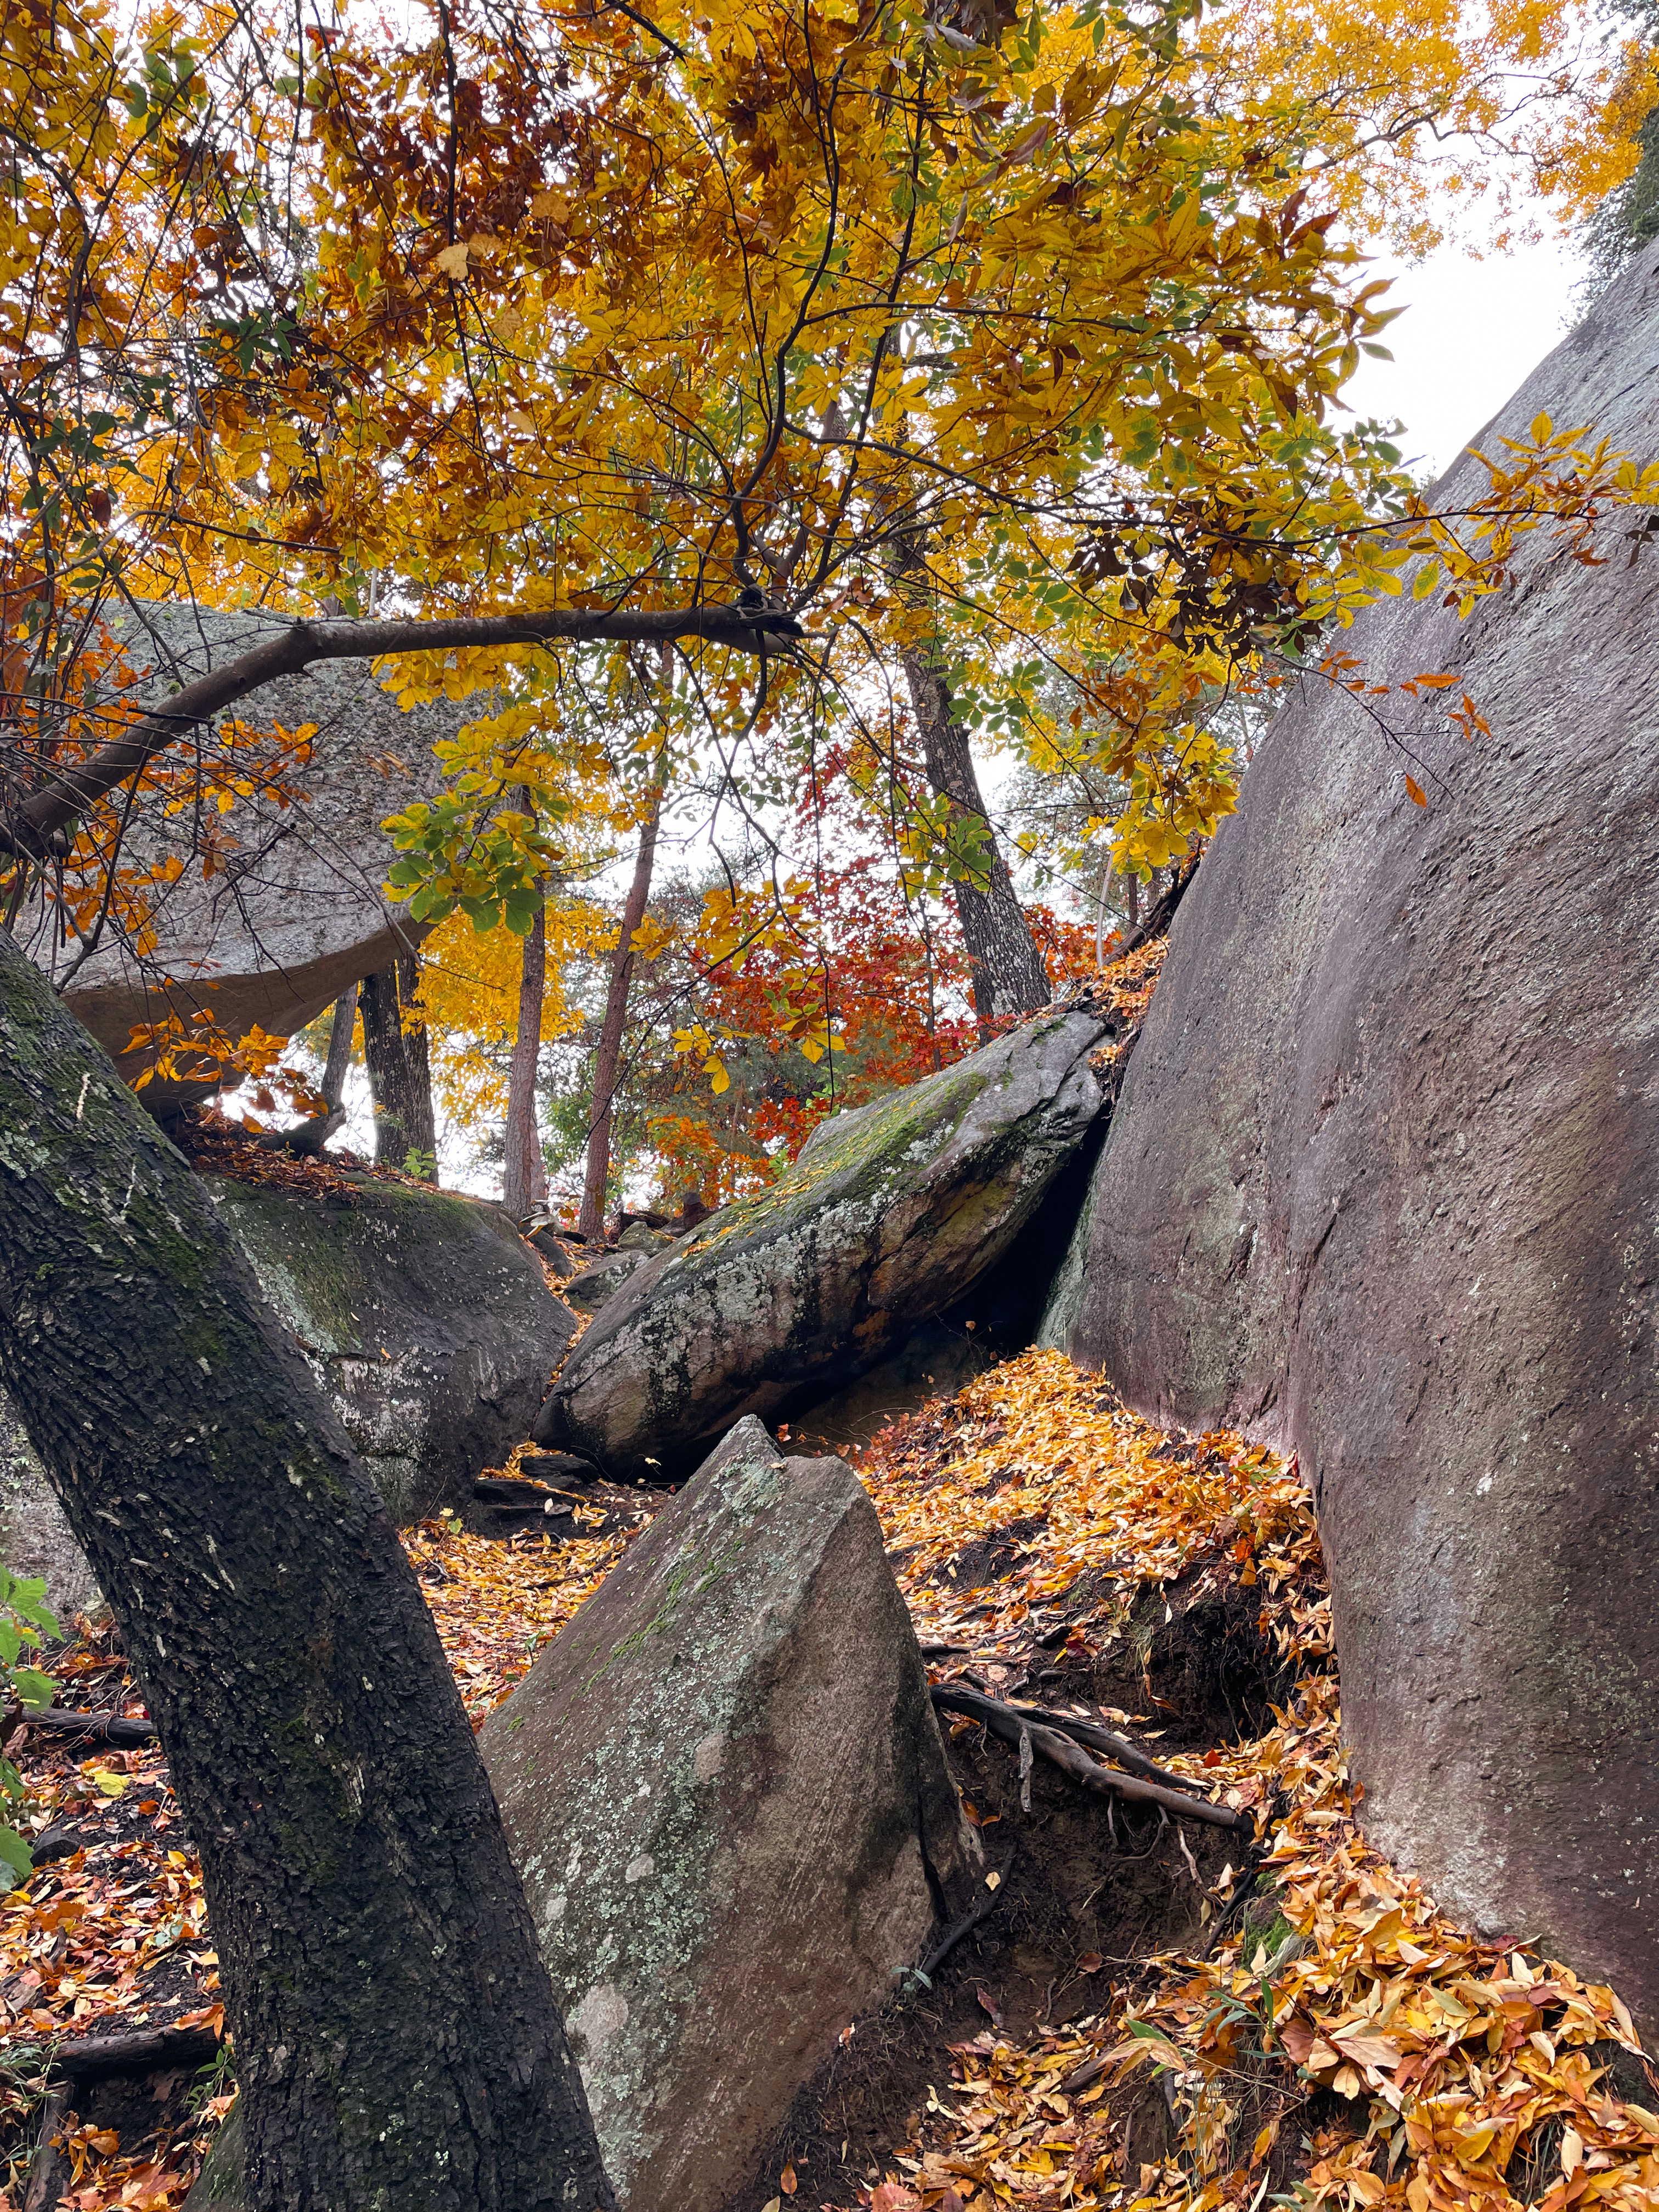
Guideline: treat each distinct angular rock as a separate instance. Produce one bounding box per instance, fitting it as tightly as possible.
[479,1415,978,2212]
[1062,244,1659,2021]
[562,1246,652,1313]
[15,602,475,1112]
[206,1174,576,1522]
[537,1007,1112,1477]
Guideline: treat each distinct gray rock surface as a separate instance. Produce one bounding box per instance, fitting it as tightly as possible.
[1064,244,1659,2021]
[562,1245,652,1313]
[479,1415,977,2212]
[207,1173,575,1521]
[17,602,475,1109]
[0,1386,103,1623]
[537,1007,1111,1478]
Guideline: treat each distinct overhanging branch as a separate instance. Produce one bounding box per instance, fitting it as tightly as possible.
[2,602,802,856]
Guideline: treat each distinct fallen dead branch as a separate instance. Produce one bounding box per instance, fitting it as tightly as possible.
[20,2022,224,2083]
[24,1708,155,1748]
[931,1685,1251,1833]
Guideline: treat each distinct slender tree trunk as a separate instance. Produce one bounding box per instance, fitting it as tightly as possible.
[0,927,614,2212]
[502,901,548,1225]
[319,984,358,1110]
[900,651,1051,1040]
[361,947,436,1177]
[578,785,663,1243]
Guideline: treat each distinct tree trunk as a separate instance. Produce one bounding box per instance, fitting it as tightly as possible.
[578,786,663,1243]
[361,948,436,1177]
[901,650,1051,1040]
[502,901,548,1225]
[319,984,358,1111]
[0,927,614,2211]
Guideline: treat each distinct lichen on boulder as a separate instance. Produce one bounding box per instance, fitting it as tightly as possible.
[479,1415,978,2212]
[536,1007,1113,1479]
[205,1173,575,1522]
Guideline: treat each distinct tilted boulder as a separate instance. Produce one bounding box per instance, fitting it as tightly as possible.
[206,1173,575,1522]
[1057,244,1659,2021]
[478,1415,978,2212]
[537,1007,1113,1479]
[17,602,473,1110]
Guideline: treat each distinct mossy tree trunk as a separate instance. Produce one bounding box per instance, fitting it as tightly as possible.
[361,947,437,1177]
[0,927,613,2212]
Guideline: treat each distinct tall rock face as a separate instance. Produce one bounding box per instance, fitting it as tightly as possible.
[539,1007,1114,1479]
[207,1174,574,1522]
[479,1417,977,2212]
[16,603,469,1110]
[1062,245,1659,2019]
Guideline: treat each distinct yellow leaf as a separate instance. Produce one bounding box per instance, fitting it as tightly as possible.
[1530,411,1553,445]
[435,241,470,279]
[1561,2125,1584,2177]
[705,1055,730,1096]
[93,1769,129,1797]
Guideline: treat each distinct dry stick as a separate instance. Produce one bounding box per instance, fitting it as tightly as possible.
[931,1686,1250,1834]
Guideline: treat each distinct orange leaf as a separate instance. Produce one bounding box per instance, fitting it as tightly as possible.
[780,2163,797,2197]
[1405,776,1426,806]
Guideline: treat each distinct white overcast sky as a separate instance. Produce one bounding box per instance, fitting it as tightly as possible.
[1338,230,1585,479]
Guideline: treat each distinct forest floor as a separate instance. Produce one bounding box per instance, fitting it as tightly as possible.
[1,1356,1656,2211]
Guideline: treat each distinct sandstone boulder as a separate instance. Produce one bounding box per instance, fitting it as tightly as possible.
[17,602,475,1110]
[207,1173,575,1521]
[537,1007,1113,1478]
[1060,244,1659,2020]
[479,1415,978,2212]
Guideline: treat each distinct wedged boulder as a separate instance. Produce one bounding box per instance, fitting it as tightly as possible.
[206,1173,575,1522]
[18,602,475,1110]
[537,1007,1113,1477]
[1060,243,1659,2020]
[478,1415,978,2212]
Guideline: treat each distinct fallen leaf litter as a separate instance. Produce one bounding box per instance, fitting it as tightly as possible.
[0,1344,1651,2210]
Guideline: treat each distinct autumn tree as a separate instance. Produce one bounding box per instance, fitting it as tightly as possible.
[0,0,1652,2201]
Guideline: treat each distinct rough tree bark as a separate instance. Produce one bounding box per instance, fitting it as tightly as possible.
[0,926,614,2211]
[577,781,663,1243]
[502,899,548,1226]
[361,949,436,1177]
[901,649,1051,1039]
[319,983,358,1110]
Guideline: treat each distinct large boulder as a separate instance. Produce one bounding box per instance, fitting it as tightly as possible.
[1058,244,1659,2018]
[18,603,473,1109]
[479,1415,976,2212]
[206,1173,575,1522]
[538,1007,1113,1478]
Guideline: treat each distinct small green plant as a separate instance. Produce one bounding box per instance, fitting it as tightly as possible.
[402,1147,439,1182]
[0,1563,59,1880]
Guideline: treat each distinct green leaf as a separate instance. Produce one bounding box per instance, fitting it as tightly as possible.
[0,1825,32,1879]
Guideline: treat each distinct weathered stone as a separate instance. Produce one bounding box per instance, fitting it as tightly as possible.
[479,1415,978,2212]
[15,602,476,1111]
[1063,244,1659,2022]
[0,1386,103,1623]
[205,1174,575,1522]
[562,1246,652,1313]
[537,1008,1111,1478]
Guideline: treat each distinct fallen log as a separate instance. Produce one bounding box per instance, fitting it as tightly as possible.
[25,1708,155,1748]
[20,2022,224,2083]
[930,1685,1251,1834]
